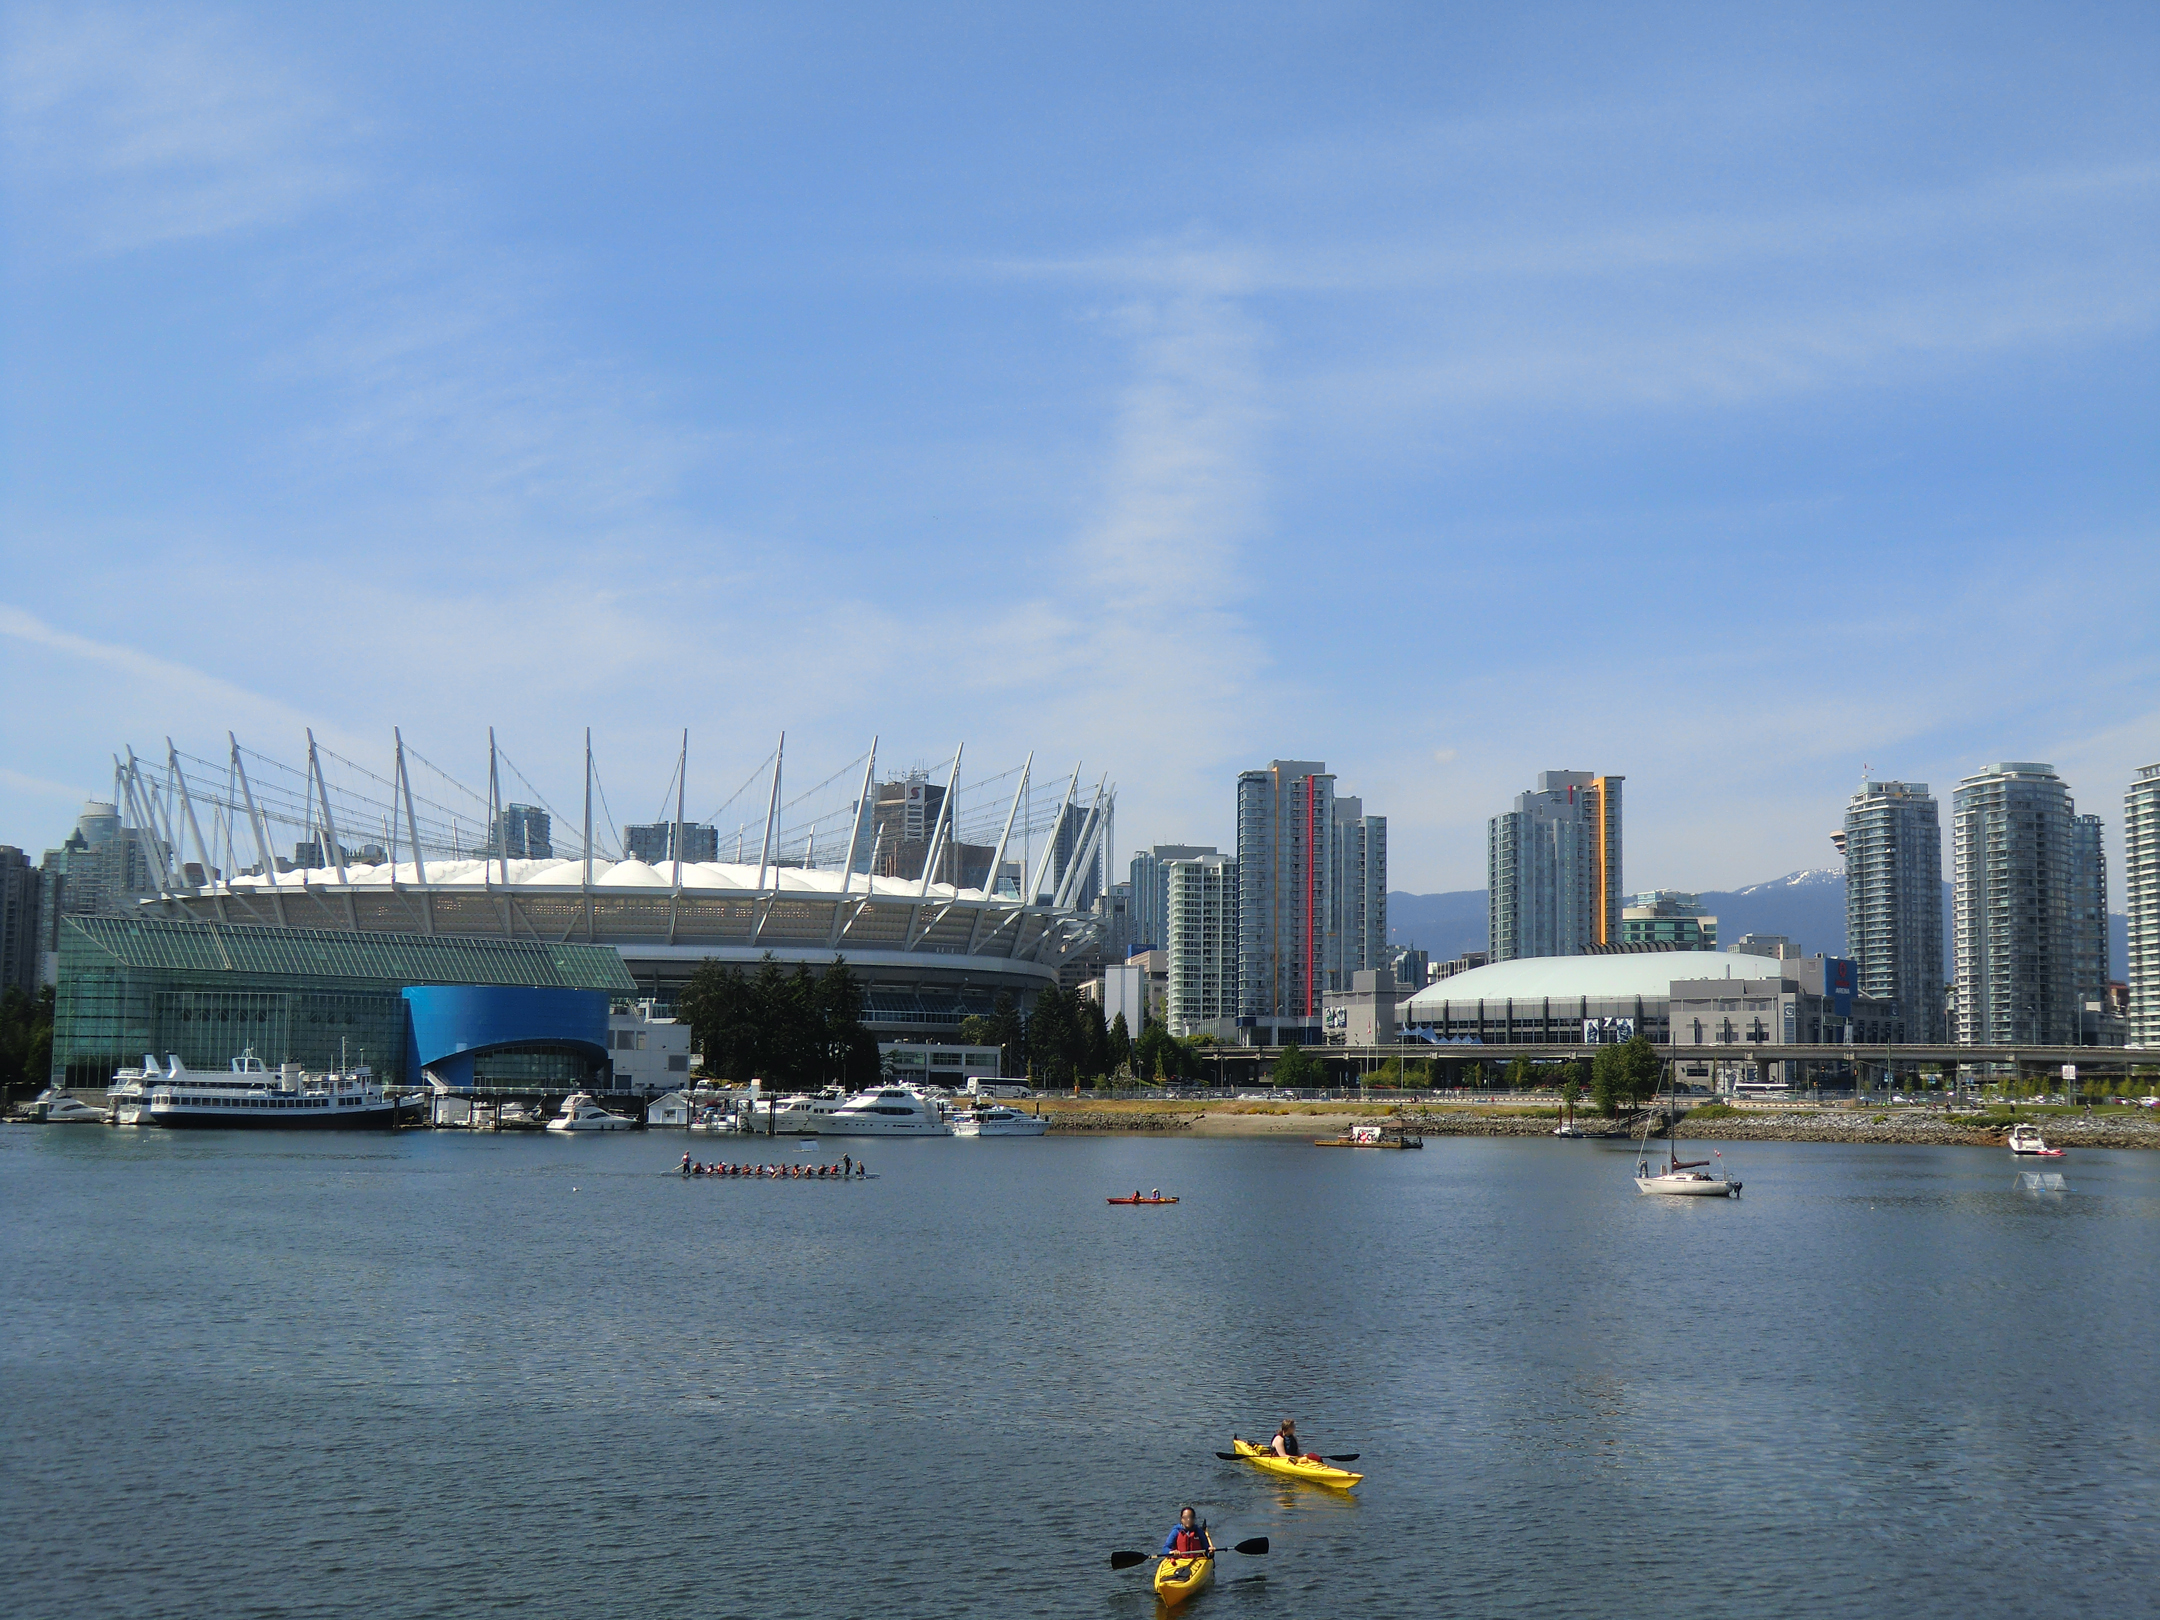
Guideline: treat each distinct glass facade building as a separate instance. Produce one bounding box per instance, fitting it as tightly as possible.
[53,914,635,1087]
[1952,763,2080,1047]
[1841,780,1946,1043]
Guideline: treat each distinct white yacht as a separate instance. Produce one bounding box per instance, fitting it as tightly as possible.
[34,1087,108,1124]
[106,1054,169,1124]
[142,1052,416,1130]
[545,1092,638,1132]
[818,1085,953,1137]
[951,1103,1048,1138]
[763,1093,845,1134]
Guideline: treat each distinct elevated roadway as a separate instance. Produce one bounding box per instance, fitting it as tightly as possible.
[1195,1041,2150,1082]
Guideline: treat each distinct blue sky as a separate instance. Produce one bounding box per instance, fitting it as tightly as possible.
[4,2,2156,899]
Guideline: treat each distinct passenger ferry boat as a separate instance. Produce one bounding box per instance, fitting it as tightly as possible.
[141,1051,417,1130]
[818,1085,952,1137]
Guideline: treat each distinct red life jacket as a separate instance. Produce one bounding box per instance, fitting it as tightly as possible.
[1173,1528,1207,1554]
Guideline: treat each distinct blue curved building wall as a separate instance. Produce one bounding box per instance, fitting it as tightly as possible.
[402,986,609,1089]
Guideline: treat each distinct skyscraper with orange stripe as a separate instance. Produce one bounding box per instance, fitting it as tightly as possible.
[1488,771,1623,961]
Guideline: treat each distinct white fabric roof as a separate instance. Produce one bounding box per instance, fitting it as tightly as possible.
[1404,952,1792,1011]
[223,857,996,902]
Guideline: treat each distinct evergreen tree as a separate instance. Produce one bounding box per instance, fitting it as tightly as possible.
[0,985,54,1094]
[989,990,1027,1079]
[1027,984,1076,1088]
[1107,1011,1131,1075]
[676,953,879,1087]
[1079,997,1109,1085]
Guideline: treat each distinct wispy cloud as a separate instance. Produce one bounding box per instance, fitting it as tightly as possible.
[0,765,85,802]
[3,4,359,253]
[0,604,347,747]
[965,263,1282,837]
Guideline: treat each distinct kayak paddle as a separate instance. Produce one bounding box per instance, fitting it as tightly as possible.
[1110,1538,1268,1569]
[1216,1451,1360,1463]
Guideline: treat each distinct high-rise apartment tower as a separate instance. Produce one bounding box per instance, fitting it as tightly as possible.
[2128,763,2160,1047]
[1165,853,1237,1036]
[2070,813,2110,1043]
[1236,761,1335,1024]
[0,846,38,998]
[1129,845,1219,956]
[1329,798,1387,991]
[1840,779,1946,1042]
[1487,772,1622,961]
[1952,763,2080,1046]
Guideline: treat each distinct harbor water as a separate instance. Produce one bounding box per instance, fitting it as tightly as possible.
[3,1126,2156,1618]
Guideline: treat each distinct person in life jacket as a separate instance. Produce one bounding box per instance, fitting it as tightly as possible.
[1159,1507,1214,1559]
[1271,1418,1316,1461]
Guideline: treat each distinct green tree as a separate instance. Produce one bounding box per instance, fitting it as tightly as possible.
[1506,1055,1538,1090]
[1106,1011,1131,1076]
[989,990,1027,1078]
[0,985,55,1095]
[1590,1045,1622,1116]
[1272,1042,1323,1089]
[1079,997,1110,1084]
[1590,1036,1663,1115]
[1616,1035,1662,1106]
[676,953,877,1087]
[1027,983,1077,1088]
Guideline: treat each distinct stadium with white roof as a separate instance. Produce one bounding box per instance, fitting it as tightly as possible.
[109,729,1112,1041]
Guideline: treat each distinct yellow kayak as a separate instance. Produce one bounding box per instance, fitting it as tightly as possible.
[1154,1553,1213,1606]
[1231,1437,1363,1490]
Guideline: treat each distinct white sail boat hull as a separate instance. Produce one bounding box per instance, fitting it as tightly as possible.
[1635,1173,1741,1197]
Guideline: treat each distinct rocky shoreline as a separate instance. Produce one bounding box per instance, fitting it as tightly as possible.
[1037,1103,2160,1149]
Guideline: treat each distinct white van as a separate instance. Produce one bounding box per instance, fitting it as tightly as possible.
[965,1075,1029,1099]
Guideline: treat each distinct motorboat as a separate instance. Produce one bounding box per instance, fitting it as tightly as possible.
[688,1103,741,1133]
[106,1054,170,1124]
[1553,1097,1585,1137]
[34,1087,108,1124]
[1634,1064,1740,1196]
[545,1092,637,1132]
[496,1100,543,1129]
[817,1085,953,1137]
[2006,1122,2063,1157]
[142,1051,418,1130]
[768,1093,845,1134]
[950,1104,1047,1137]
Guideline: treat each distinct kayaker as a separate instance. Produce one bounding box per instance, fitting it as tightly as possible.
[1271,1419,1312,1461]
[1159,1507,1214,1559]
[680,1153,692,1176]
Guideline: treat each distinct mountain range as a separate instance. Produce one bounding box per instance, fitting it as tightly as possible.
[1388,869,2128,983]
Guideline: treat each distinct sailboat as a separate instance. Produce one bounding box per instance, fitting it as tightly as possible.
[1634,1064,1740,1197]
